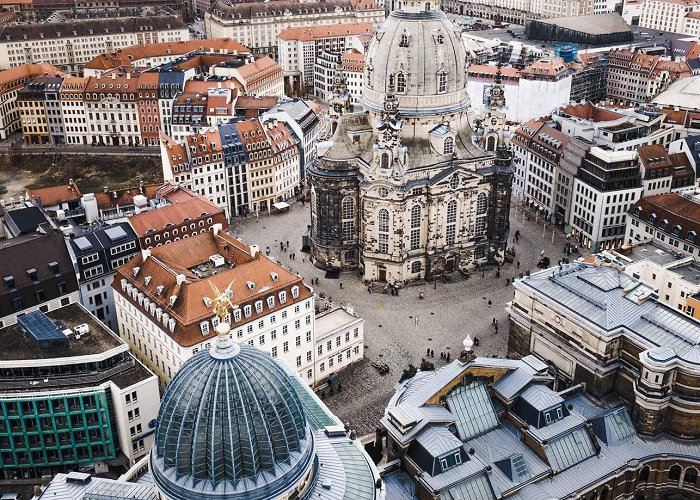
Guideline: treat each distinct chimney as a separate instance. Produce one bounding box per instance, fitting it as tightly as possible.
[112,191,118,199]
[176,274,186,286]
[111,73,116,80]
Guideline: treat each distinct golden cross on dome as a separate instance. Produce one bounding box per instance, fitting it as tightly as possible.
[209,280,236,324]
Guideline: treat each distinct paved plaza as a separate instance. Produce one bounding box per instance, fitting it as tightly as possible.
[233,201,588,436]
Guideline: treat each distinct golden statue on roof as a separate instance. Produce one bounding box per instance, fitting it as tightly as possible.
[209,280,236,324]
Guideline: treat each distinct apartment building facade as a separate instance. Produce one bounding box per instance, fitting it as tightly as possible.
[512,118,570,224]
[0,63,61,140]
[0,16,189,75]
[606,48,691,105]
[640,0,700,34]
[277,22,372,94]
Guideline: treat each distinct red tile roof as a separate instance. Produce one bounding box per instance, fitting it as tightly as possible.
[277,22,374,41]
[84,39,249,71]
[26,183,82,207]
[114,230,312,346]
[128,196,223,236]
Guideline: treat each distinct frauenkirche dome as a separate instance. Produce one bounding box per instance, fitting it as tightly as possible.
[362,0,469,116]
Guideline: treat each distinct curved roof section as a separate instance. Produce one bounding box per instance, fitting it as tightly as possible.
[151,344,314,500]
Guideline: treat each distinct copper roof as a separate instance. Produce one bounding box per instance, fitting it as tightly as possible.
[114,230,312,346]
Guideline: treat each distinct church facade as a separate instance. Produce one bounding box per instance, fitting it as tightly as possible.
[308,0,512,285]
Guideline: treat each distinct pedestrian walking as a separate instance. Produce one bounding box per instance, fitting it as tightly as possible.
[492,317,496,325]
[446,352,450,362]
[488,299,492,307]
[280,242,284,251]
[540,250,545,256]
[339,282,343,289]
[517,260,520,269]
[286,240,289,248]
[415,315,419,327]
[430,349,434,357]
[427,347,431,356]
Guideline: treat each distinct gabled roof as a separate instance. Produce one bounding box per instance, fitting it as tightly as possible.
[127,197,222,236]
[277,22,374,41]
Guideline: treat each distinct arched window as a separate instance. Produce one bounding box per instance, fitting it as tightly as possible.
[669,465,682,481]
[381,152,390,169]
[399,34,409,47]
[684,467,698,486]
[397,72,406,93]
[411,261,421,273]
[477,192,488,215]
[446,200,457,245]
[599,486,609,500]
[425,2,431,10]
[639,466,650,482]
[342,197,354,219]
[444,136,454,155]
[436,34,444,44]
[378,209,390,253]
[438,71,447,93]
[410,204,421,250]
[342,196,355,241]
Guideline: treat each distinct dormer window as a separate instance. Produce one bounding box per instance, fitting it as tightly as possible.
[4,275,15,289]
[444,137,455,155]
[200,321,209,336]
[244,304,252,318]
[634,206,642,217]
[48,261,59,273]
[672,225,681,236]
[291,285,300,299]
[648,213,656,224]
[26,268,37,282]
[688,231,696,243]
[255,300,263,313]
[660,219,668,230]
[233,308,241,322]
[279,291,287,304]
[267,296,275,308]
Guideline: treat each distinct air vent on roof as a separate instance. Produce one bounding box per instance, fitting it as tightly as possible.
[133,266,140,277]
[203,296,212,308]
[270,272,278,282]
[169,295,177,306]
[156,285,164,295]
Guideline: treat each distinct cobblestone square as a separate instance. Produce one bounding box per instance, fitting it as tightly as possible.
[233,201,589,436]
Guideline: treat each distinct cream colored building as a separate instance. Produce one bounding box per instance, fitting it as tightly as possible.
[205,0,385,59]
[114,228,320,390]
[314,306,364,386]
[0,16,189,75]
[442,0,593,24]
[640,0,700,34]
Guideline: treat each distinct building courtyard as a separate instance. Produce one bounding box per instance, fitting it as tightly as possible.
[233,200,587,436]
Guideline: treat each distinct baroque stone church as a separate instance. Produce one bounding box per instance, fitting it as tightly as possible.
[308,0,512,285]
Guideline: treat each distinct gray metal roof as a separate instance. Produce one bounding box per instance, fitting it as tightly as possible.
[544,426,597,472]
[310,437,379,500]
[383,470,418,500]
[519,384,564,411]
[518,264,700,364]
[529,412,587,442]
[446,382,499,440]
[493,368,534,400]
[441,473,496,500]
[415,426,463,457]
[591,407,635,445]
[38,474,156,500]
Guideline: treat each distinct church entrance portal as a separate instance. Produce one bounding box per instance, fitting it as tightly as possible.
[378,268,387,282]
[446,258,455,273]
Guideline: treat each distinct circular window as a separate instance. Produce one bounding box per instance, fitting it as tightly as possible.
[378,187,389,198]
[449,175,459,190]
